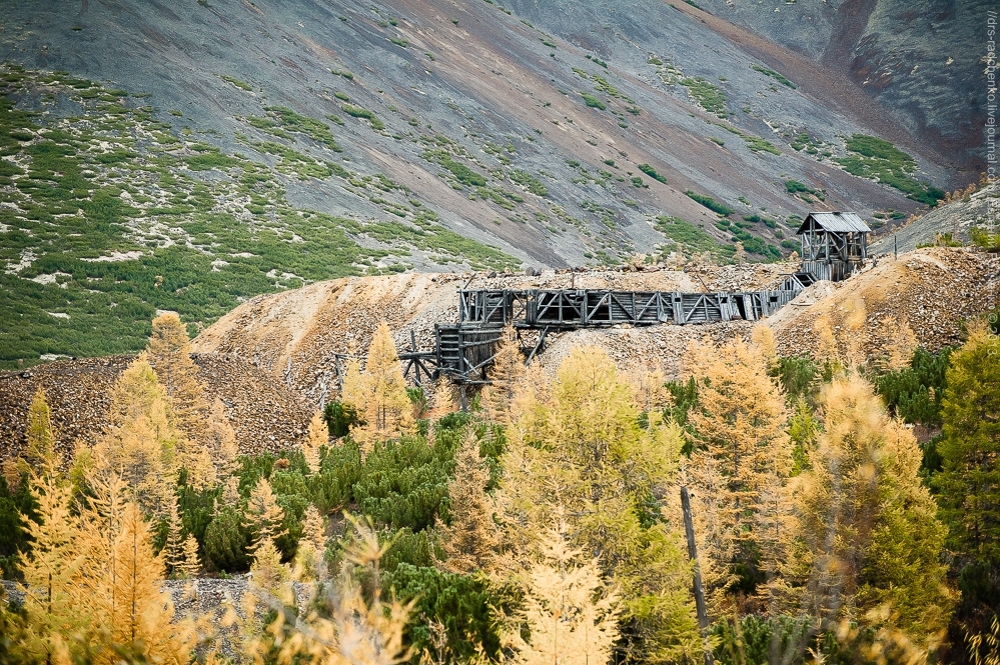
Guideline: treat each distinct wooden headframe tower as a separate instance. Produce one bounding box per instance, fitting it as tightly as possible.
[796,211,871,282]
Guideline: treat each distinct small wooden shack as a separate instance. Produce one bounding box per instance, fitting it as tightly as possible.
[796,211,871,282]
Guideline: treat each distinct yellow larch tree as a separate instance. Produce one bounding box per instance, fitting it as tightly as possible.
[146,312,210,432]
[204,398,240,479]
[250,535,291,601]
[498,346,701,662]
[509,525,620,665]
[292,505,328,582]
[24,386,58,472]
[339,322,415,452]
[178,534,202,579]
[75,472,194,664]
[479,326,525,423]
[813,313,840,365]
[302,410,328,474]
[247,476,285,552]
[682,336,793,611]
[880,314,918,371]
[146,312,218,489]
[162,498,186,578]
[842,296,868,366]
[16,472,89,664]
[89,355,181,518]
[436,434,501,574]
[780,373,954,647]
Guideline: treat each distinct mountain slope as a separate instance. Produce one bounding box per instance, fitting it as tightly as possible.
[0,0,976,367]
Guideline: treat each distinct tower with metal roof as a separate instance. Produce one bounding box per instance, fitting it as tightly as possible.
[796,211,871,282]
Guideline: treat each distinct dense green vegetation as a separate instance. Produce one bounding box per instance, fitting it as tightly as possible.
[0,65,517,368]
[835,135,944,205]
[654,215,737,261]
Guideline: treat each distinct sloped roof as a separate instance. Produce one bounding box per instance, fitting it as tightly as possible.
[797,212,871,234]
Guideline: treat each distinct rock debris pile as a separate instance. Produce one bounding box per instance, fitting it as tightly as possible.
[769,247,998,357]
[0,354,312,462]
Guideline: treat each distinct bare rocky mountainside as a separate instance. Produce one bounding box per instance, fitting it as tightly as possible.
[0,0,987,369]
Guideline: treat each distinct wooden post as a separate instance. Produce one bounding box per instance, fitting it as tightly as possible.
[681,486,714,665]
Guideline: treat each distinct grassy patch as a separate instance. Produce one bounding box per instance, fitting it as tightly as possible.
[0,65,517,367]
[341,104,385,131]
[685,191,734,216]
[751,65,796,89]
[220,75,253,92]
[834,135,943,205]
[654,216,735,261]
[580,93,606,110]
[680,77,726,117]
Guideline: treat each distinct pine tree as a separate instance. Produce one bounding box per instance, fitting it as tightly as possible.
[934,322,1000,613]
[782,373,953,644]
[89,356,181,518]
[683,336,792,606]
[302,410,328,474]
[509,525,620,665]
[436,434,501,574]
[479,327,525,423]
[247,477,285,552]
[24,387,58,472]
[498,346,701,662]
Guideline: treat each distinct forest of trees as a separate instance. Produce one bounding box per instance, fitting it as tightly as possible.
[0,312,998,665]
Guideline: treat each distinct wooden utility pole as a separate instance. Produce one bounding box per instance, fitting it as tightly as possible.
[681,486,714,665]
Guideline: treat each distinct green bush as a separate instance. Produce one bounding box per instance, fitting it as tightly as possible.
[176,471,219,549]
[637,163,667,184]
[203,506,250,572]
[580,93,606,110]
[271,468,311,559]
[385,564,504,663]
[0,473,36,579]
[310,440,364,514]
[324,400,363,437]
[769,356,819,403]
[354,435,456,531]
[874,347,952,425]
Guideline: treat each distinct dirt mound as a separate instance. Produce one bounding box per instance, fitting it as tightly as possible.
[0,354,313,463]
[767,247,998,358]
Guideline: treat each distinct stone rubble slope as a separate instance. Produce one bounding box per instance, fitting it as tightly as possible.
[767,247,998,358]
[0,354,313,463]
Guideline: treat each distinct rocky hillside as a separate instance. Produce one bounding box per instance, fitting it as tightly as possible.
[0,0,981,368]
[686,0,989,172]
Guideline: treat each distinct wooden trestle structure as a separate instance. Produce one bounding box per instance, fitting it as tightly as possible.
[330,270,816,387]
[332,210,870,387]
